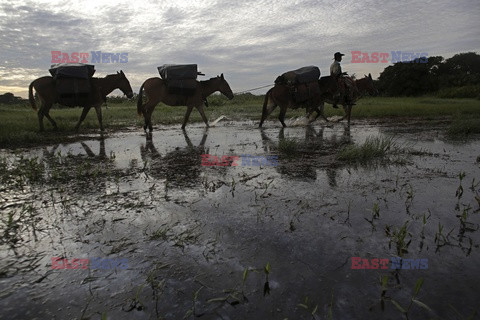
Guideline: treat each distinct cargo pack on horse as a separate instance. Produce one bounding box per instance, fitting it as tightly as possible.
[319,73,378,125]
[259,66,338,127]
[29,65,133,131]
[137,64,234,132]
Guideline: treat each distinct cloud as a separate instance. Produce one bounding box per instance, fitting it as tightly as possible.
[1,0,479,97]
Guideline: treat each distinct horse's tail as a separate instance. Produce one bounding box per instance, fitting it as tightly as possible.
[29,81,37,111]
[259,88,273,127]
[262,88,273,113]
[136,82,145,115]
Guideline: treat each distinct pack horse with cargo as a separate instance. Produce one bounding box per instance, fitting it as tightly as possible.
[29,63,134,131]
[137,64,234,133]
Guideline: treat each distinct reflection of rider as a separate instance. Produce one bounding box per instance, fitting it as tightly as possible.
[330,52,355,108]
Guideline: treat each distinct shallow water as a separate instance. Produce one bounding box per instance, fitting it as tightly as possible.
[1,119,479,319]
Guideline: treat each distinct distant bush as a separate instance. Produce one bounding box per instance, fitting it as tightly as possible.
[0,92,25,104]
[436,85,480,99]
[107,94,136,104]
[206,93,264,106]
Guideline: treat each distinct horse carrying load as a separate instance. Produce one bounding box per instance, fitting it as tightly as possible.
[157,64,204,96]
[49,63,95,106]
[274,66,321,102]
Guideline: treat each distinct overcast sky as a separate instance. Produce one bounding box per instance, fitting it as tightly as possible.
[1,0,479,98]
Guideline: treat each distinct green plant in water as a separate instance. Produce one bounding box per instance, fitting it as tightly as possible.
[263,262,270,296]
[385,221,411,257]
[337,136,400,163]
[390,278,432,319]
[365,202,381,230]
[278,137,298,156]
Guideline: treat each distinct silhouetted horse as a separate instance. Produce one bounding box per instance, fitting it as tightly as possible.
[259,76,338,127]
[29,71,134,132]
[317,74,378,125]
[137,74,234,132]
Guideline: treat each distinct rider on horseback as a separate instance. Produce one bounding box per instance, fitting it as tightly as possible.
[330,52,356,108]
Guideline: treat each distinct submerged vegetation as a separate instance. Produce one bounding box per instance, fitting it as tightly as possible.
[447,117,480,137]
[336,136,406,163]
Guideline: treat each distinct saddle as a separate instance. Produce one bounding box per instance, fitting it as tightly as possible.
[275,66,321,103]
[157,64,201,96]
[49,63,95,107]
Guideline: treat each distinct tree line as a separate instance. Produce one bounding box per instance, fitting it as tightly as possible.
[375,52,480,97]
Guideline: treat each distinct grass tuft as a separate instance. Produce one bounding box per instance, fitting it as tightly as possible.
[337,136,399,163]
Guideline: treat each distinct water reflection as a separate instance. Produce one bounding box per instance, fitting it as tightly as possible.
[260,125,351,182]
[40,136,119,195]
[140,129,209,193]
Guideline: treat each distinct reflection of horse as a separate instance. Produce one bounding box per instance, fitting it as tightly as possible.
[29,71,134,132]
[137,74,234,132]
[315,74,378,125]
[41,137,117,194]
[140,130,209,194]
[259,76,338,128]
[260,125,351,184]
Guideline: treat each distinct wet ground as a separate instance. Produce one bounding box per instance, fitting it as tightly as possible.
[0,119,479,320]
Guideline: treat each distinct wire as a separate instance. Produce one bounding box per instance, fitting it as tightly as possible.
[233,84,273,95]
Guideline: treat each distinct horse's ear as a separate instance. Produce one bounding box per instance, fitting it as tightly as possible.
[117,71,120,74]
[221,73,224,79]
[369,73,372,80]
[120,70,124,75]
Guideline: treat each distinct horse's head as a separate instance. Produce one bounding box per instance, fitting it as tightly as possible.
[217,74,234,100]
[116,70,134,99]
[363,73,378,96]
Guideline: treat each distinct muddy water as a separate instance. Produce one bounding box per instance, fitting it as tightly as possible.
[1,120,479,320]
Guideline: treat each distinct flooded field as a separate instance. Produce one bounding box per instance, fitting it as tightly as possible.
[1,119,479,320]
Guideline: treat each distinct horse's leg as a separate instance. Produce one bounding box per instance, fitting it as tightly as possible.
[339,104,352,124]
[182,106,194,130]
[260,104,278,127]
[43,108,58,130]
[37,106,45,132]
[195,105,210,128]
[75,106,92,132]
[318,102,329,122]
[346,104,352,126]
[278,105,287,128]
[93,105,104,131]
[338,105,347,122]
[307,103,328,123]
[259,94,277,127]
[143,101,158,132]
